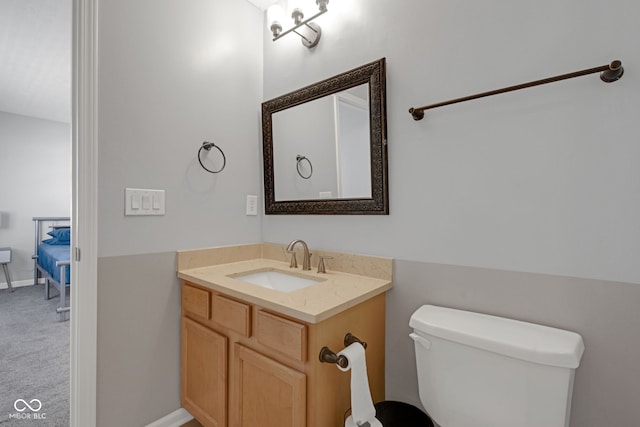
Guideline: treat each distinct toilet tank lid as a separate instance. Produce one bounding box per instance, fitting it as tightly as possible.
[410,305,585,368]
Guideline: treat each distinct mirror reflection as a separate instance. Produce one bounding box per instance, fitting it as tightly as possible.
[273,84,371,201]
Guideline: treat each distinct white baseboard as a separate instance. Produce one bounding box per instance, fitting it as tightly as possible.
[145,408,193,427]
[0,278,42,290]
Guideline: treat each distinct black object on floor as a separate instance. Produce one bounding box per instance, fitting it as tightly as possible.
[374,400,434,426]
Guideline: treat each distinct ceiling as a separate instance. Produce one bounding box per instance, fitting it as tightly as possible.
[0,0,72,124]
[246,0,277,10]
[0,0,276,124]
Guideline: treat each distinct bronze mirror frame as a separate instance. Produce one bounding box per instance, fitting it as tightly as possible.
[262,58,388,215]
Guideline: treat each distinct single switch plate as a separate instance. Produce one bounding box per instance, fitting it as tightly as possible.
[125,188,165,216]
[0,248,11,263]
[246,195,258,216]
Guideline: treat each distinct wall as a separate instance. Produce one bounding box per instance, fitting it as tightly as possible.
[96,0,262,425]
[97,252,181,427]
[263,0,640,284]
[262,0,640,426]
[0,112,71,285]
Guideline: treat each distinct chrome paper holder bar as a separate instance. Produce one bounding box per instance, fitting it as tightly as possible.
[319,333,368,368]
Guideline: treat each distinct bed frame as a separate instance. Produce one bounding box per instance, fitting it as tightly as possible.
[32,217,71,321]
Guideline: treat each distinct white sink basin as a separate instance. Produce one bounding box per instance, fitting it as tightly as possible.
[230,269,323,293]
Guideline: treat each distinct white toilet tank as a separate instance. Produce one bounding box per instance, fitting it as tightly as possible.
[409,305,584,427]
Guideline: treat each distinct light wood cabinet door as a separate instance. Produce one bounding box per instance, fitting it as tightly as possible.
[233,345,306,427]
[182,318,228,427]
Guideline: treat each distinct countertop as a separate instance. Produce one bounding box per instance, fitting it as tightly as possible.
[178,258,392,324]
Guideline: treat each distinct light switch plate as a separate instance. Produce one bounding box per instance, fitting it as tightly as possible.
[125,188,165,216]
[0,248,11,263]
[246,195,258,216]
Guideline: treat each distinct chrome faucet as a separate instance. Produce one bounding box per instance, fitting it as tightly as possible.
[286,239,312,271]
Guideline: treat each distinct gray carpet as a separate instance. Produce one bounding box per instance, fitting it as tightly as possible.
[0,285,69,426]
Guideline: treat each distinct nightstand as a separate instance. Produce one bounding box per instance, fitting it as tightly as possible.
[0,247,13,292]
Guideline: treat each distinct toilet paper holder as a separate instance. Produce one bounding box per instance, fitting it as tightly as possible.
[319,333,368,368]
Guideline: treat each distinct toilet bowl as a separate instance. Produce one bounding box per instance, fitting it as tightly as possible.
[409,305,584,427]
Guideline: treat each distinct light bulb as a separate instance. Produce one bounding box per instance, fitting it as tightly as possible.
[267,4,285,37]
[289,0,304,25]
[316,0,329,13]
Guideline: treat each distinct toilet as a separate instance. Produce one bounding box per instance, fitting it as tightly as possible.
[409,305,585,427]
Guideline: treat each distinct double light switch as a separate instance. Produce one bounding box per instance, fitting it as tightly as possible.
[125,188,165,216]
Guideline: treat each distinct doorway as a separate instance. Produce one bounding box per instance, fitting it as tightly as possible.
[0,1,73,424]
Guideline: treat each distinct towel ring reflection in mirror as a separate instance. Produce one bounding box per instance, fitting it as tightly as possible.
[198,141,226,174]
[296,155,313,179]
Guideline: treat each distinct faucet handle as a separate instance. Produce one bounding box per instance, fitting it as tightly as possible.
[317,256,333,273]
[289,252,298,269]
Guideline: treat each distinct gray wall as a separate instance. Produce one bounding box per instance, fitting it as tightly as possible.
[96,0,262,425]
[261,0,640,426]
[0,111,71,284]
[97,252,181,427]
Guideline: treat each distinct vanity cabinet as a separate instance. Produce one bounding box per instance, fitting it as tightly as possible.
[180,280,386,427]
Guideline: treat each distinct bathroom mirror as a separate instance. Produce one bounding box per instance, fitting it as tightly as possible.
[262,58,388,214]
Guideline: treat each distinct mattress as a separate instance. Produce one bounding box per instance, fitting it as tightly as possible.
[37,243,71,285]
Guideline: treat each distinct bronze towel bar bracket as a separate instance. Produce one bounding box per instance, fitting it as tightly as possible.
[409,60,624,121]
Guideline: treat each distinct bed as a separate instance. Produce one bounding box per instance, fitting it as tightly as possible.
[32,217,71,321]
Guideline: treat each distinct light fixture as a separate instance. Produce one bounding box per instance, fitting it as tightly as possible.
[267,0,329,48]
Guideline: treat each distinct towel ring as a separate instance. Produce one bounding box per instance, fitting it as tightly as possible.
[198,141,226,174]
[296,155,313,179]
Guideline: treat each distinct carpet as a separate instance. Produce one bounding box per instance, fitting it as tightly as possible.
[0,285,69,427]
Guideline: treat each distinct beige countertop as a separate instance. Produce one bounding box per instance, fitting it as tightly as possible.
[178,258,392,324]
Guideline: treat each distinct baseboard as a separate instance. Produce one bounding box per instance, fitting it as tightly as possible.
[0,278,42,290]
[145,408,193,427]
